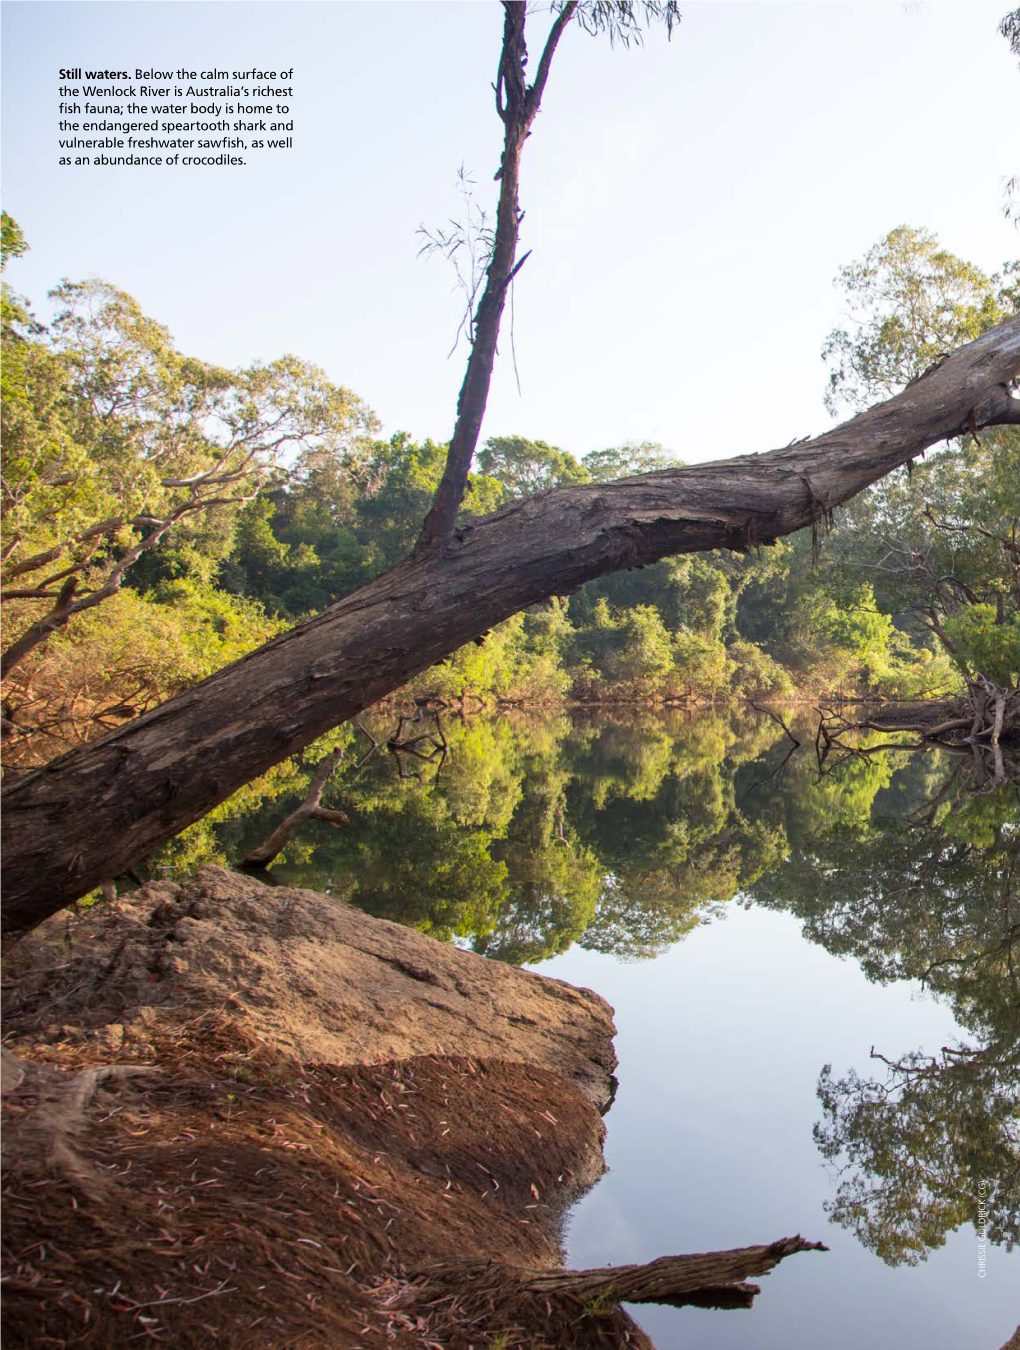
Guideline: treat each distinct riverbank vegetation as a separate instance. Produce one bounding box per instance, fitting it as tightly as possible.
[3,8,1018,1346]
[2,218,1017,771]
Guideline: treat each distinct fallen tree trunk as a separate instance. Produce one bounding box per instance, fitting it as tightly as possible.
[2,317,1019,939]
[420,1235,827,1315]
[826,681,1020,751]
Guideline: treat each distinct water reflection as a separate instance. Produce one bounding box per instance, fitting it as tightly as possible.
[751,751,1020,1268]
[154,708,1019,1267]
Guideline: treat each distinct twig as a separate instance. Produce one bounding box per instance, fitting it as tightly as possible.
[747,700,801,747]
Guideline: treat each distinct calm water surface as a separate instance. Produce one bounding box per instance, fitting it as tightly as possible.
[537,910,1017,1349]
[185,709,1018,1348]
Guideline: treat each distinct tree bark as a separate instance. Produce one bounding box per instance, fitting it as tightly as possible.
[416,1,578,553]
[421,1235,827,1313]
[2,316,1018,940]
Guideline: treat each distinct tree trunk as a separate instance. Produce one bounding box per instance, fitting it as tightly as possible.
[416,1,577,553]
[415,4,531,554]
[2,316,1018,940]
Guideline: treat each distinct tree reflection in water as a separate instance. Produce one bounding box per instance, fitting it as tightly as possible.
[150,707,1018,1268]
[749,753,1019,1267]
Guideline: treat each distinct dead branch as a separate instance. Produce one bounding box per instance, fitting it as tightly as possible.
[387,709,448,779]
[239,748,348,868]
[747,700,801,747]
[812,686,1020,791]
[420,1235,826,1313]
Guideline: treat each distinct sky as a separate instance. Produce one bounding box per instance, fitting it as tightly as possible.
[1,1,1018,467]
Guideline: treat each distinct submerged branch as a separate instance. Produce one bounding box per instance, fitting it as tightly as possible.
[421,1235,827,1314]
[239,749,347,868]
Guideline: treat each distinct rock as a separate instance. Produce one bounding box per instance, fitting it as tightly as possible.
[1,867,821,1348]
[2,865,617,1108]
[1,865,627,1347]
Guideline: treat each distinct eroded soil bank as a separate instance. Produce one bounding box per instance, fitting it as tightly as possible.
[2,867,819,1347]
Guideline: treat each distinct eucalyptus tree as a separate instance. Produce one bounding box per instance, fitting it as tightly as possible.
[3,6,1020,941]
[477,435,591,498]
[1,275,376,677]
[415,0,681,552]
[823,228,1020,697]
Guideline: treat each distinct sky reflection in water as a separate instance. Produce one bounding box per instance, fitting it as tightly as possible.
[190,708,1018,1347]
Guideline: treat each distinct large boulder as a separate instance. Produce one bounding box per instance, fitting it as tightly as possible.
[2,864,617,1108]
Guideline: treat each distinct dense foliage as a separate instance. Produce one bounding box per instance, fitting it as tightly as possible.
[2,211,1017,1272]
[6,219,1015,768]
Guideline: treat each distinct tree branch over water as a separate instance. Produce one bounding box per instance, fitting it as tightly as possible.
[1,317,1019,939]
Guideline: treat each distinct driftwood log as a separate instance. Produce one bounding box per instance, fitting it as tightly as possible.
[420,1235,828,1313]
[2,317,1019,940]
[817,677,1020,789]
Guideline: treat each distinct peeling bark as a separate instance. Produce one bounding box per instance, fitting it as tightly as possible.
[2,317,1019,940]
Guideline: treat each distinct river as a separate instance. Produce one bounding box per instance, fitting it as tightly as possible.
[186,707,1018,1347]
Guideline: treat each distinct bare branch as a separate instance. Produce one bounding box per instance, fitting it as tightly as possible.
[526,2,579,116]
[239,749,347,868]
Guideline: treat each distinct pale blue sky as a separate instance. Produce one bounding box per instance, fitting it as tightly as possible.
[2,1,1017,464]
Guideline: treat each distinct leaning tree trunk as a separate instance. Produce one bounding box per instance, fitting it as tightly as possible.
[2,317,1019,940]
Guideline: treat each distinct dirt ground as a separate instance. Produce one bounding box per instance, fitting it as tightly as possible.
[2,868,656,1349]
[1,866,844,1347]
[2,1025,632,1346]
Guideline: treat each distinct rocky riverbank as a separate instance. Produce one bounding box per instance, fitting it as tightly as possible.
[2,867,822,1347]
